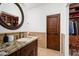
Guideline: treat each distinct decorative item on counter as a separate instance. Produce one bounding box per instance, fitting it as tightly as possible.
[22,32,24,38]
[3,34,9,43]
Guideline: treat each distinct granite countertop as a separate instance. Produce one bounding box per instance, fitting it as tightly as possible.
[0,36,38,56]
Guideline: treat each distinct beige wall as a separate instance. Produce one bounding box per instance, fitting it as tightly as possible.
[29,32,46,48]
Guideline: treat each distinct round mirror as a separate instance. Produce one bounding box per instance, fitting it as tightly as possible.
[0,3,24,30]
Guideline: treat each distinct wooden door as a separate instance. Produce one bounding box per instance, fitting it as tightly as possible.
[47,14,60,51]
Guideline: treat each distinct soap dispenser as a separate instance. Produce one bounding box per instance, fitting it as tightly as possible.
[3,34,9,43]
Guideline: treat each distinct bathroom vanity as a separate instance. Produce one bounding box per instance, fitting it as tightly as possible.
[0,36,38,56]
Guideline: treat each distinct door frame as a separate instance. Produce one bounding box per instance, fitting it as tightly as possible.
[46,14,61,52]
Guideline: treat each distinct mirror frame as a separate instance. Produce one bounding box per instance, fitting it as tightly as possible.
[0,3,24,30]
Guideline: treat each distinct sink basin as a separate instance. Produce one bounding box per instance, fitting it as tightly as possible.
[16,37,34,43]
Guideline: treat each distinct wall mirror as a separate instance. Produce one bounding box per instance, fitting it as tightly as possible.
[0,3,24,30]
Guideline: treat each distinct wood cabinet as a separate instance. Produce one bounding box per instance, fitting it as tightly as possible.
[8,40,38,56]
[8,49,20,56]
[21,40,37,56]
[69,3,79,56]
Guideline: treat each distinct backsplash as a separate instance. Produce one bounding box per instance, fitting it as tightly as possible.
[0,32,27,44]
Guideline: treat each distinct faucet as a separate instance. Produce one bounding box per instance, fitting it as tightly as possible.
[27,32,30,37]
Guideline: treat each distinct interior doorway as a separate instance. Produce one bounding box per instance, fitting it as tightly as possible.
[47,14,60,51]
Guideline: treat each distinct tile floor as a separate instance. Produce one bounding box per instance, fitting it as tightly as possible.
[38,47,63,56]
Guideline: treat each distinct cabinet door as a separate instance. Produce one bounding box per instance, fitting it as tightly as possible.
[17,49,21,56]
[21,47,35,56]
[8,51,17,56]
[21,40,37,56]
[8,49,20,56]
